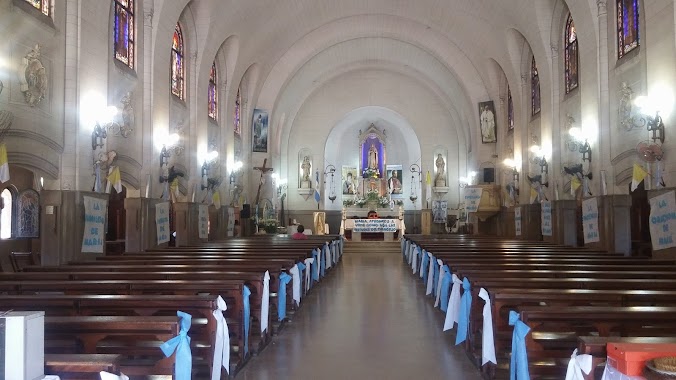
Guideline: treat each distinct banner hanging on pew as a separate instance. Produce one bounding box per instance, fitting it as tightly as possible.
[227,207,235,237]
[648,190,676,250]
[199,204,209,239]
[541,200,553,236]
[514,207,522,236]
[582,197,600,243]
[464,187,483,213]
[155,202,170,244]
[82,196,107,253]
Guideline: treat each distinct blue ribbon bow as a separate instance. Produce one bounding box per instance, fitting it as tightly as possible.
[421,250,430,283]
[160,311,192,380]
[278,272,293,321]
[509,310,531,380]
[312,249,320,281]
[321,244,328,276]
[242,286,251,354]
[455,278,472,345]
[297,261,306,273]
[440,265,452,312]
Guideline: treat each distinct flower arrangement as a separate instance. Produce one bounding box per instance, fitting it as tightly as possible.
[378,196,391,207]
[362,168,380,178]
[343,198,355,207]
[354,197,367,207]
[259,219,279,233]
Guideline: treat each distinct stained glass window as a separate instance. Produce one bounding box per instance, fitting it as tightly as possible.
[617,0,639,58]
[507,86,514,131]
[208,61,218,121]
[25,0,50,16]
[0,188,12,239]
[531,57,541,116]
[171,23,185,99]
[234,88,241,135]
[564,14,579,93]
[114,0,134,69]
[16,190,39,238]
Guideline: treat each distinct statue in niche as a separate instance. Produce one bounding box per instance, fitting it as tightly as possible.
[368,144,378,170]
[300,156,311,188]
[20,45,48,107]
[435,154,446,187]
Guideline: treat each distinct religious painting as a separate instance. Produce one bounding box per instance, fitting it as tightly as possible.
[386,164,404,199]
[361,135,384,178]
[478,100,497,143]
[342,166,358,195]
[433,200,448,224]
[252,108,269,153]
[16,189,39,238]
[361,177,387,197]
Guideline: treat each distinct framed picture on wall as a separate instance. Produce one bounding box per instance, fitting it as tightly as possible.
[478,100,497,143]
[252,109,269,153]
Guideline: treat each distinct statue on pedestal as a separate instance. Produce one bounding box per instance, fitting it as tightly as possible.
[300,156,311,188]
[368,144,378,169]
[435,154,447,187]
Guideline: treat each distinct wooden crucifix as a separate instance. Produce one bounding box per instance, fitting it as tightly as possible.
[253,158,274,206]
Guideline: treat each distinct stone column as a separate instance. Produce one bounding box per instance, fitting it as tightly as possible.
[40,191,109,265]
[596,0,612,195]
[124,198,167,252]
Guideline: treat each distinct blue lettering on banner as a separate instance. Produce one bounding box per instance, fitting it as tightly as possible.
[352,219,398,233]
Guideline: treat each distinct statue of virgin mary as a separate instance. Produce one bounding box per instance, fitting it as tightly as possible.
[368,144,378,169]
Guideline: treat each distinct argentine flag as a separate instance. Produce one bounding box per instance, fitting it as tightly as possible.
[314,169,321,203]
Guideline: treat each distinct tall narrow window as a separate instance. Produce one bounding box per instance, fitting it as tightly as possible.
[617,0,639,58]
[564,14,579,93]
[234,88,241,135]
[507,86,514,131]
[114,0,135,69]
[208,62,218,121]
[531,57,541,116]
[25,0,50,16]
[171,23,185,99]
[0,189,12,239]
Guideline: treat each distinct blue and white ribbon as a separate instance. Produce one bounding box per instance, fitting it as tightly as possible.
[278,272,292,321]
[420,249,429,282]
[324,243,331,270]
[211,296,230,379]
[455,278,472,345]
[426,252,436,295]
[509,310,531,380]
[160,311,192,380]
[478,288,496,365]
[443,274,463,331]
[304,257,314,291]
[312,249,320,281]
[565,348,593,380]
[242,285,251,354]
[432,258,441,298]
[290,263,302,305]
[261,271,270,333]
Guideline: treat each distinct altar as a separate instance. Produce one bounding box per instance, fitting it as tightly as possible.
[342,217,404,241]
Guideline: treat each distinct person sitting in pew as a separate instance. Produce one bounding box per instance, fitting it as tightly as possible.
[292,225,308,240]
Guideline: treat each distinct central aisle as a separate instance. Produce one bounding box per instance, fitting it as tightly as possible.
[238,241,483,379]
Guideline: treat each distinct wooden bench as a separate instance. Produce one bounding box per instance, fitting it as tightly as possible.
[45,354,122,380]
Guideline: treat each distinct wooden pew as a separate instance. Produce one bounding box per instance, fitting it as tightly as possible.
[45,354,122,380]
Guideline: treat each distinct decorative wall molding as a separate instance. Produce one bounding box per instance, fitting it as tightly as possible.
[611,149,639,166]
[9,151,59,179]
[6,129,63,153]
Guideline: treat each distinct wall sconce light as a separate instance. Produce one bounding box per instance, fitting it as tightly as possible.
[528,145,549,187]
[634,95,667,144]
[91,123,107,150]
[229,160,243,185]
[409,164,421,202]
[158,133,181,183]
[324,164,337,203]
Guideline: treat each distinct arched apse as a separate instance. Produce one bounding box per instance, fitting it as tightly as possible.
[322,106,422,211]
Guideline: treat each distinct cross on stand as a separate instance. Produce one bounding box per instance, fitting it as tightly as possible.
[253,158,274,207]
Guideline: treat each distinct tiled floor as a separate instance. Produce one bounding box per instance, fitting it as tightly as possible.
[237,242,483,379]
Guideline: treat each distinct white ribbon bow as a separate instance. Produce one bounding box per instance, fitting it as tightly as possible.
[565,349,593,380]
[304,257,314,292]
[100,373,129,380]
[434,259,445,307]
[261,270,270,333]
[426,252,435,295]
[211,295,230,379]
[478,288,497,365]
[289,264,301,305]
[443,274,463,331]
